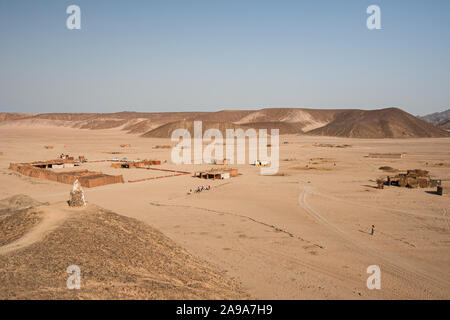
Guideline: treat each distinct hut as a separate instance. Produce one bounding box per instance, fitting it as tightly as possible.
[194,168,238,180]
[111,160,161,169]
[382,169,440,189]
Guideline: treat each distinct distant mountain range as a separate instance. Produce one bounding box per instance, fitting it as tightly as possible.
[420,109,450,131]
[1,107,449,138]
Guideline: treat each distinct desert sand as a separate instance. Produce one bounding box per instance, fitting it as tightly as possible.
[0,125,449,299]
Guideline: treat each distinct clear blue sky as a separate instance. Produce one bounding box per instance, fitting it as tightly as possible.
[0,0,449,115]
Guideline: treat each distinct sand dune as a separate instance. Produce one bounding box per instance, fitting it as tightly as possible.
[235,108,335,125]
[122,119,154,134]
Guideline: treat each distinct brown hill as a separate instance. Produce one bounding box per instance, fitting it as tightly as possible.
[25,113,100,121]
[141,120,246,138]
[0,198,247,299]
[140,108,340,138]
[0,113,33,121]
[307,108,450,138]
[2,107,449,138]
[0,112,193,130]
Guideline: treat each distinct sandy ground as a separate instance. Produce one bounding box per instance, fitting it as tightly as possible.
[0,126,449,299]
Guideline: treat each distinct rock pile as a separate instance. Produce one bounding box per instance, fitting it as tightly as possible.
[68,180,86,207]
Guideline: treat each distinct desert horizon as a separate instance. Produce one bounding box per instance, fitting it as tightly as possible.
[1,106,449,138]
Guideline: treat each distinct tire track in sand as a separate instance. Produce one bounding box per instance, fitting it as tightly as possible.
[149,202,324,249]
[298,184,450,296]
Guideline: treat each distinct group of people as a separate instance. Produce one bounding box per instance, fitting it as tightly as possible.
[188,185,212,195]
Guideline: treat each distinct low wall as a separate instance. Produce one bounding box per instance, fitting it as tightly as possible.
[80,174,124,188]
[368,153,403,159]
[128,173,187,183]
[9,162,123,188]
[111,160,162,169]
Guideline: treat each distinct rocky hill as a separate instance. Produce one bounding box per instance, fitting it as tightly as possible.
[307,108,450,138]
[2,107,449,138]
